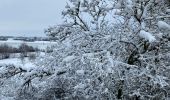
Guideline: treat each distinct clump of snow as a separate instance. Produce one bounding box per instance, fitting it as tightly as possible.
[63,55,76,62]
[157,33,163,38]
[76,70,85,75]
[166,9,170,13]
[74,83,85,89]
[62,38,72,48]
[126,0,133,8]
[158,21,170,31]
[104,88,109,93]
[139,30,156,42]
[115,2,121,9]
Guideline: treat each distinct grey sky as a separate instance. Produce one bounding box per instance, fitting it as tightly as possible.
[0,0,67,37]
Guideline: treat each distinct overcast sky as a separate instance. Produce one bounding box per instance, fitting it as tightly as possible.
[0,0,67,37]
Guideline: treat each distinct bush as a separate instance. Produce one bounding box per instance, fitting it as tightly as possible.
[0,44,16,59]
[19,43,36,54]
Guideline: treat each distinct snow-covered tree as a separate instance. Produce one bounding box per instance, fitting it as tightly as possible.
[45,0,115,41]
[0,0,170,99]
[33,0,170,99]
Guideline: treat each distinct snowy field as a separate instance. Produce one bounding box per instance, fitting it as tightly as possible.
[0,52,46,68]
[0,38,57,50]
[0,57,36,71]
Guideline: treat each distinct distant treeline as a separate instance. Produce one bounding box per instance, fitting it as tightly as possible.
[0,36,57,42]
[0,43,39,59]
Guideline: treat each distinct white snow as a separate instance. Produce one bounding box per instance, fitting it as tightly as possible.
[104,88,109,93]
[62,38,72,48]
[0,66,7,74]
[76,70,85,75]
[63,55,76,62]
[153,75,169,88]
[0,95,14,100]
[158,21,170,31]
[126,0,133,8]
[74,83,85,89]
[115,2,121,9]
[166,9,170,13]
[157,33,163,38]
[139,30,156,42]
[0,58,36,71]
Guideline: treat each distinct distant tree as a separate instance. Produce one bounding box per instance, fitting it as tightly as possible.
[0,44,11,59]
[19,43,38,57]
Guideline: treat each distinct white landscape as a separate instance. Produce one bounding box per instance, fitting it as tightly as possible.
[0,0,170,100]
[0,39,57,50]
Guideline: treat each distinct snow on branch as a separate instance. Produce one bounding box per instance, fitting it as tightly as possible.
[158,21,170,31]
[139,30,156,42]
[166,9,170,13]
[145,15,170,20]
[0,64,27,79]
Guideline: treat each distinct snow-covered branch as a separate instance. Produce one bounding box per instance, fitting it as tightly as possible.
[145,15,170,20]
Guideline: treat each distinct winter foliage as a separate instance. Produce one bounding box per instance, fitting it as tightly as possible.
[0,0,170,100]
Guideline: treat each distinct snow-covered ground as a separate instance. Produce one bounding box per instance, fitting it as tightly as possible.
[0,39,57,50]
[0,52,45,69]
[0,58,36,71]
